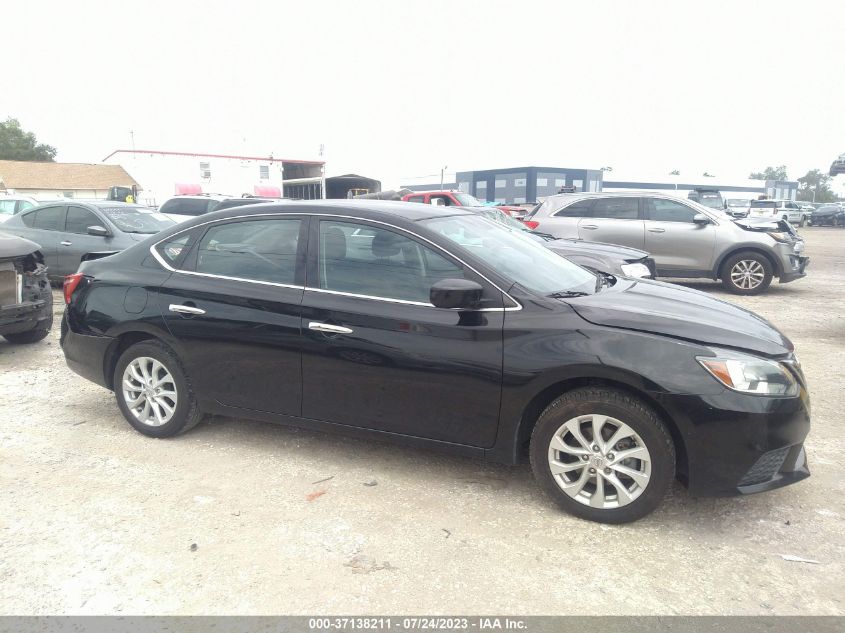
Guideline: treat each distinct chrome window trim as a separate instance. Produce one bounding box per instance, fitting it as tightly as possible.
[149,211,523,312]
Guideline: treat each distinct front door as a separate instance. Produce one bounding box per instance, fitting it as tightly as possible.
[300,217,504,447]
[577,197,645,249]
[643,198,717,274]
[58,205,116,275]
[158,216,307,416]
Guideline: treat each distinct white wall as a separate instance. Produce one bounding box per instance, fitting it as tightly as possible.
[12,188,106,200]
[103,153,287,207]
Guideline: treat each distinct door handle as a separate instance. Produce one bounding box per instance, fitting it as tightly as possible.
[169,304,206,316]
[309,322,353,335]
[581,224,599,230]
[647,228,666,233]
[61,241,72,246]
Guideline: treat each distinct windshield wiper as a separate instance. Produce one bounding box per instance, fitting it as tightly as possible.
[548,290,590,298]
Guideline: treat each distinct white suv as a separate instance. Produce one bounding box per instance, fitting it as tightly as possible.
[748,199,810,226]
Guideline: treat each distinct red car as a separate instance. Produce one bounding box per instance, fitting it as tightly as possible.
[401,190,526,219]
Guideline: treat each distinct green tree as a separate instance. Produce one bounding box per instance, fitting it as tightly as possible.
[0,118,57,161]
[797,169,836,203]
[749,165,788,181]
[669,169,680,175]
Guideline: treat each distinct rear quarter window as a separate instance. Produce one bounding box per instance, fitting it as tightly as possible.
[554,200,593,218]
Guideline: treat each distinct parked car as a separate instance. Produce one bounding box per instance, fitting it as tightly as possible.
[0,232,52,343]
[0,201,174,278]
[471,205,655,278]
[61,200,810,523]
[829,153,845,176]
[687,188,724,211]
[157,194,277,223]
[810,204,845,226]
[0,195,39,223]
[523,192,808,294]
[748,199,810,226]
[401,190,526,220]
[724,198,751,218]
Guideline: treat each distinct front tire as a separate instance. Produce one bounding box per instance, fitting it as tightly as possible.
[720,251,773,295]
[529,387,675,524]
[113,340,204,437]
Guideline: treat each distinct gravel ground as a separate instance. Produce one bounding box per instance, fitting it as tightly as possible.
[0,228,843,615]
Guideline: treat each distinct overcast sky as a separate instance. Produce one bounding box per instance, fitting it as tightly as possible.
[4,0,844,192]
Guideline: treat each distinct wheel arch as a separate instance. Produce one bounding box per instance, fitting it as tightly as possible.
[102,325,180,390]
[512,376,690,485]
[713,246,782,279]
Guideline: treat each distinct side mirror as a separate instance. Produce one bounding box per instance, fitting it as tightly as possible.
[87,225,110,237]
[692,214,710,225]
[430,278,483,310]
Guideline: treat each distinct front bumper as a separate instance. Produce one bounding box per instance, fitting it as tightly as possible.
[779,255,809,283]
[658,386,811,497]
[0,298,51,335]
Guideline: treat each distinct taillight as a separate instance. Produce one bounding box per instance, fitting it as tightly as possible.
[523,220,540,230]
[63,273,84,304]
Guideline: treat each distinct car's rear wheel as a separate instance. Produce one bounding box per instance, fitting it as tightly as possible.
[113,340,204,437]
[720,251,773,295]
[529,387,675,524]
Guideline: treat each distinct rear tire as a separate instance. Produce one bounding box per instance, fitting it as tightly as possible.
[720,251,773,295]
[113,340,204,438]
[529,387,675,524]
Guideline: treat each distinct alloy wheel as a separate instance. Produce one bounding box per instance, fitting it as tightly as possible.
[547,414,652,509]
[730,259,765,290]
[121,356,179,427]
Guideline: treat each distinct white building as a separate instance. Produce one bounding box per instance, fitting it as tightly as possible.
[102,149,326,207]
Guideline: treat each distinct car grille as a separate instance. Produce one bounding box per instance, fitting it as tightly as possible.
[738,447,791,486]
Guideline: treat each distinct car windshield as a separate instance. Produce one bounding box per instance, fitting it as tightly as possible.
[726,199,748,207]
[696,195,723,209]
[420,214,597,295]
[453,193,484,206]
[100,207,175,234]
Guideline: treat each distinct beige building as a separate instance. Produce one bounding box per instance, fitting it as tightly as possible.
[0,160,140,200]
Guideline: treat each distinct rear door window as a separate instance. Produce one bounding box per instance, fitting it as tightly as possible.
[554,199,593,218]
[590,198,640,219]
[194,218,302,285]
[30,206,66,230]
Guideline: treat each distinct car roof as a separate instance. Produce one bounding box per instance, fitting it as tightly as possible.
[24,201,153,212]
[177,199,475,226]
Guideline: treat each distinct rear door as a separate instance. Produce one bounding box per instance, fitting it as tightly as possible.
[158,215,307,416]
[578,197,645,249]
[644,198,717,273]
[17,205,65,272]
[299,217,504,447]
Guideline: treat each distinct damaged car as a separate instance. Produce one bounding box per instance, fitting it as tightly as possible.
[0,232,52,344]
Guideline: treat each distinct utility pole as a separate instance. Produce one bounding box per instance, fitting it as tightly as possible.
[440,165,447,190]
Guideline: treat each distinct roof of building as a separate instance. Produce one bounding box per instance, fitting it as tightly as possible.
[102,149,325,166]
[0,160,140,191]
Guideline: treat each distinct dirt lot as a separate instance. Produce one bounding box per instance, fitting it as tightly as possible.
[1,228,843,615]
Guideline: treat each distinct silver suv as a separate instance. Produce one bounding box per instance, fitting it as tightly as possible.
[525,192,808,294]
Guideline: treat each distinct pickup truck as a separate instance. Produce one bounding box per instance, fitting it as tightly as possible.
[401,190,526,219]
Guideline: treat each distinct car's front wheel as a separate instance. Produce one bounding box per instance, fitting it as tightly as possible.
[113,340,204,437]
[720,251,773,295]
[529,387,675,524]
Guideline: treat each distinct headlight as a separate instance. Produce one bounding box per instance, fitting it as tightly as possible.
[697,350,798,396]
[767,231,790,243]
[620,262,651,278]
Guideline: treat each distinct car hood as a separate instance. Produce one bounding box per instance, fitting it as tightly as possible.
[0,231,41,258]
[546,238,648,260]
[127,232,154,242]
[565,278,792,356]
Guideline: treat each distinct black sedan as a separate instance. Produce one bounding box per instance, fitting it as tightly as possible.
[60,200,810,523]
[810,204,845,226]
